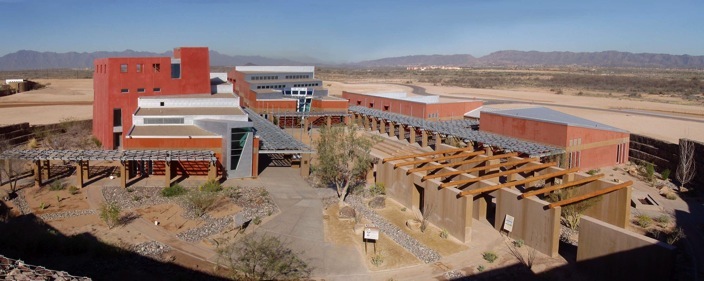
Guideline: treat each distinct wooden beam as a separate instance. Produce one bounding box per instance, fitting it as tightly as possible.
[546,180,632,209]
[459,167,579,197]
[422,157,539,181]
[407,152,518,175]
[440,162,556,189]
[382,146,475,163]
[393,151,484,168]
[520,174,604,199]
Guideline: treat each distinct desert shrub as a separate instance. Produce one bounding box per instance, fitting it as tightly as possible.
[645,162,655,181]
[199,179,222,193]
[654,215,671,224]
[185,190,217,217]
[226,186,242,200]
[513,239,525,248]
[99,202,121,229]
[217,234,311,280]
[252,216,262,225]
[369,183,386,196]
[371,252,384,267]
[440,229,449,239]
[586,169,600,175]
[39,202,47,210]
[477,265,486,272]
[161,184,187,197]
[482,251,498,263]
[667,227,686,245]
[635,214,653,228]
[48,180,66,191]
[548,186,601,230]
[68,186,79,195]
[660,169,671,180]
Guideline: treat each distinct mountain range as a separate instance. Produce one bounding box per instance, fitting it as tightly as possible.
[1,49,703,71]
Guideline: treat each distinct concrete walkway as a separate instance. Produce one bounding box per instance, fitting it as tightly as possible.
[235,167,370,280]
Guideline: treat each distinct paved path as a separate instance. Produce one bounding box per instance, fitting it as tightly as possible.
[236,167,370,280]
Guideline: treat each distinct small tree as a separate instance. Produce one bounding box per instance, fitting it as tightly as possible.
[99,201,121,229]
[185,190,218,217]
[315,124,374,207]
[218,234,311,281]
[676,140,696,191]
[0,141,29,197]
[548,186,602,230]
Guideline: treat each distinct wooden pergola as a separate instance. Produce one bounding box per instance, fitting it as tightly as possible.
[458,167,579,197]
[422,157,538,181]
[439,162,557,189]
[382,146,476,163]
[393,151,485,168]
[406,152,518,175]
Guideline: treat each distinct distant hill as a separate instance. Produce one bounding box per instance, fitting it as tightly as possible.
[0,50,306,71]
[357,50,704,68]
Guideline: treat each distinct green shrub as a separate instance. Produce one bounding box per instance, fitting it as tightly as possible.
[252,216,262,225]
[586,169,600,175]
[477,265,486,272]
[654,215,671,224]
[68,186,80,195]
[440,229,449,239]
[48,180,65,191]
[635,215,653,228]
[161,184,187,197]
[482,251,498,263]
[39,202,47,210]
[199,179,222,193]
[665,192,677,200]
[371,252,384,267]
[660,169,671,180]
[369,183,386,196]
[513,239,524,248]
[185,190,217,217]
[99,202,121,229]
[645,163,655,181]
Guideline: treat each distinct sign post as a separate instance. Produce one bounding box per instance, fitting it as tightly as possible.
[502,214,515,234]
[363,226,380,254]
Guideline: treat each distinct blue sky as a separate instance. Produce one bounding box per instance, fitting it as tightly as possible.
[1,0,702,62]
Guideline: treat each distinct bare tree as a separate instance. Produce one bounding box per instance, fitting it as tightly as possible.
[0,140,29,197]
[675,140,696,191]
[315,124,374,207]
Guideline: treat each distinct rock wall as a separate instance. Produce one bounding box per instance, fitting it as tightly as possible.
[0,120,92,147]
[629,134,704,189]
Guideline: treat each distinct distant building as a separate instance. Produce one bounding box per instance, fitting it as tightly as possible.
[5,79,25,84]
[480,106,630,169]
[227,66,348,114]
[342,91,483,120]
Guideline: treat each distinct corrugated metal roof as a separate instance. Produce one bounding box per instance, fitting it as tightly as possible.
[486,106,628,133]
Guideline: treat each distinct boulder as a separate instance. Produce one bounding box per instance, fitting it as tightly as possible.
[406,219,421,231]
[368,196,386,209]
[338,206,356,219]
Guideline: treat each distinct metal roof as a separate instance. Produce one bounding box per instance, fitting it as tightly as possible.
[134,107,245,116]
[486,106,628,133]
[349,106,564,157]
[244,108,314,153]
[0,149,217,162]
[272,111,349,117]
[129,125,220,137]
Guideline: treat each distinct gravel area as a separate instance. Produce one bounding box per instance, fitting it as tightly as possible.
[560,225,578,246]
[9,190,31,215]
[102,186,171,210]
[347,195,441,263]
[38,209,96,221]
[444,270,464,279]
[132,241,172,260]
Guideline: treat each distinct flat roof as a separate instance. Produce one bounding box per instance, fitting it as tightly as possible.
[129,125,219,138]
[235,66,315,73]
[139,93,237,99]
[134,107,245,116]
[248,78,321,84]
[486,106,628,133]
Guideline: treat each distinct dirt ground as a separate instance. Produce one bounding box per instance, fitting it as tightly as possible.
[0,79,93,125]
[323,204,420,270]
[24,185,91,215]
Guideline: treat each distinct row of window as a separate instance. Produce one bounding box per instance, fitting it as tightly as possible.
[256,85,285,89]
[293,83,319,87]
[117,63,161,73]
[285,75,310,79]
[120,87,161,93]
[284,90,313,96]
[144,117,185,125]
[251,76,278,80]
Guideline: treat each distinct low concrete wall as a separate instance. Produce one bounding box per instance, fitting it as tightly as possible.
[577,216,675,281]
[495,187,561,257]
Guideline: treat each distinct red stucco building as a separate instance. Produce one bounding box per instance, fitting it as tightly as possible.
[93,47,211,150]
[342,91,483,120]
[480,107,630,169]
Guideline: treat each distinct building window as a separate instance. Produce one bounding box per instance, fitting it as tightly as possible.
[356,101,362,105]
[171,63,181,79]
[153,63,160,72]
[136,64,143,73]
[153,87,161,92]
[230,128,250,171]
[144,117,184,124]
[160,102,164,106]
[137,88,145,93]
[120,88,129,93]
[120,64,127,73]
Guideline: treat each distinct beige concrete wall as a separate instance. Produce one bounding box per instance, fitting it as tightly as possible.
[495,187,561,257]
[577,216,675,281]
[572,174,631,228]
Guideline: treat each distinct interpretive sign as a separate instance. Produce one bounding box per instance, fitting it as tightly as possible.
[364,227,380,240]
[503,214,515,233]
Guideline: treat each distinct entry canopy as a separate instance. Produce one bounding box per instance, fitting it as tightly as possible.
[0,149,217,162]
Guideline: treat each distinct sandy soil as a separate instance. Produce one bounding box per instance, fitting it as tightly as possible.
[24,185,91,215]
[135,203,204,233]
[323,204,420,270]
[0,79,93,125]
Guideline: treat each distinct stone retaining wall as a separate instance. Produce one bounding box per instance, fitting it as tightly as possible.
[629,134,703,189]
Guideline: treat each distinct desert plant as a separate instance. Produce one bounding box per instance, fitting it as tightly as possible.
[645,162,655,181]
[369,183,386,196]
[506,237,536,269]
[99,202,121,229]
[415,203,435,233]
[371,252,384,267]
[161,183,187,197]
[665,192,678,200]
[199,179,222,193]
[252,216,262,225]
[56,195,61,207]
[667,227,686,245]
[217,234,311,280]
[68,186,79,195]
[635,214,653,228]
[482,251,498,263]
[660,169,671,180]
[400,207,407,212]
[586,169,600,175]
[477,265,486,272]
[48,180,66,191]
[185,190,218,217]
[548,186,601,230]
[676,140,696,191]
[654,214,671,225]
[513,239,525,248]
[440,229,449,239]
[39,202,47,210]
